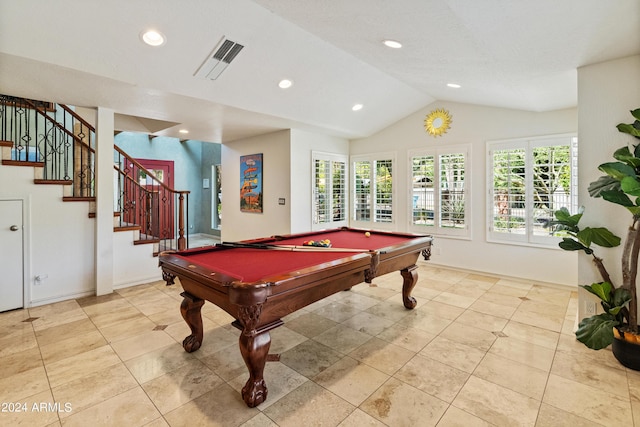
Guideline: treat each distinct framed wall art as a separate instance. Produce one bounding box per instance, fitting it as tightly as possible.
[240,153,263,213]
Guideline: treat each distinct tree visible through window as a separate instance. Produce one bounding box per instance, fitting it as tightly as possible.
[488,135,577,245]
[410,146,468,236]
[352,156,394,224]
[312,153,346,228]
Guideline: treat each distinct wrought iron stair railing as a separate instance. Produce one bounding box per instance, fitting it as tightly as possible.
[0,94,189,251]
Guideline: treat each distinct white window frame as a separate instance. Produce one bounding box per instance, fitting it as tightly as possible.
[408,144,470,238]
[486,133,578,247]
[350,152,396,230]
[311,152,348,230]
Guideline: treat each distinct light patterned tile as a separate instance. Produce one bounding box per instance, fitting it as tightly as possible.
[452,376,539,427]
[360,377,448,426]
[535,403,602,427]
[314,324,371,355]
[341,312,394,336]
[282,312,339,338]
[0,389,59,426]
[473,353,548,400]
[163,384,258,426]
[109,329,176,361]
[489,336,555,372]
[60,386,160,427]
[502,320,560,350]
[39,330,107,364]
[395,354,469,403]
[51,363,138,418]
[262,381,354,427]
[437,406,493,427]
[45,345,121,388]
[228,362,309,410]
[542,374,633,425]
[420,336,486,373]
[349,337,415,375]
[125,343,196,384]
[313,356,389,406]
[376,323,435,353]
[551,350,629,399]
[141,359,224,414]
[0,366,49,403]
[440,322,496,352]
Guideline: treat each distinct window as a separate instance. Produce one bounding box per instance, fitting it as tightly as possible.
[351,154,394,226]
[410,145,469,237]
[487,134,578,246]
[212,164,222,229]
[312,152,346,229]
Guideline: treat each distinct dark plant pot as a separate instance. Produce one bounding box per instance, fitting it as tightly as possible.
[612,335,640,371]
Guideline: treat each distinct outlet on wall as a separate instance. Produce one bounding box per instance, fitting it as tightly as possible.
[585,300,597,315]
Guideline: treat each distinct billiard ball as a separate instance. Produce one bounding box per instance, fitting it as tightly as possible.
[365,232,371,237]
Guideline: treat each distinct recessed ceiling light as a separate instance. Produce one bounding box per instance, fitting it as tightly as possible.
[141,30,166,47]
[383,40,402,49]
[278,79,293,89]
[179,129,189,134]
[447,83,461,88]
[352,104,363,111]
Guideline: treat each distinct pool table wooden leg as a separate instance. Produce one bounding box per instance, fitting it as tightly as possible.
[238,328,271,408]
[400,264,419,309]
[180,292,205,353]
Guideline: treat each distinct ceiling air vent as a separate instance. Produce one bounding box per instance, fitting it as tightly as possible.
[194,37,244,80]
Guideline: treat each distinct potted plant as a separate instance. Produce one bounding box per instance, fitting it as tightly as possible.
[550,108,640,368]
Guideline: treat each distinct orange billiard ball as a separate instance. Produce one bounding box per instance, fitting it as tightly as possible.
[365,232,371,237]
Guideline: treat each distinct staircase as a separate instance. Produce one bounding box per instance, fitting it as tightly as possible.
[0,94,190,255]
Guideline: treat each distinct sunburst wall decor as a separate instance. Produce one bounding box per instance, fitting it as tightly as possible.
[424,109,452,137]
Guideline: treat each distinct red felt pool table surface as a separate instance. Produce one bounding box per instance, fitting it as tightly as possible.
[179,228,414,283]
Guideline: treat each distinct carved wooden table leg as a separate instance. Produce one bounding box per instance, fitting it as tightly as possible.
[239,329,271,407]
[400,264,419,309]
[180,292,204,352]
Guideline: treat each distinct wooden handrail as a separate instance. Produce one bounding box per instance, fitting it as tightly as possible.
[21,99,95,155]
[57,103,95,132]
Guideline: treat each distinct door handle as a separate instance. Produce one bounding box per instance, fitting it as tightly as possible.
[10,225,19,231]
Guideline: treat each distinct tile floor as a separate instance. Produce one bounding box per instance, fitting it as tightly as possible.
[1,262,639,426]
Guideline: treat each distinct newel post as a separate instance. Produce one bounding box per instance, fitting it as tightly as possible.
[178,192,186,251]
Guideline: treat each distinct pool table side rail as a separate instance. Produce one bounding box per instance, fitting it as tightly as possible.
[160,253,370,329]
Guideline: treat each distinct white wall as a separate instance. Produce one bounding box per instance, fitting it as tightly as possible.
[577,55,640,291]
[351,101,579,286]
[289,129,350,234]
[0,163,95,306]
[221,130,292,242]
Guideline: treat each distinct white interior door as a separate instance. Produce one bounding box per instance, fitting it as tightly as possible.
[0,200,24,311]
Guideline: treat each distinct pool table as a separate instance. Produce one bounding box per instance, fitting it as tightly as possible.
[159,227,432,407]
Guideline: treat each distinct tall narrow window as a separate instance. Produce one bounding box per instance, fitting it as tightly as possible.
[375,160,393,223]
[312,152,347,229]
[354,160,371,222]
[410,145,469,237]
[351,155,395,226]
[212,164,222,229]
[487,134,577,246]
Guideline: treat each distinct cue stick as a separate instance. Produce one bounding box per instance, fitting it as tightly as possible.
[218,241,376,253]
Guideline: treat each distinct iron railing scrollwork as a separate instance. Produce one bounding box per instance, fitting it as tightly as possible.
[0,94,189,251]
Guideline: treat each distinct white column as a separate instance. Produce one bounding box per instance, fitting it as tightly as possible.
[95,107,115,296]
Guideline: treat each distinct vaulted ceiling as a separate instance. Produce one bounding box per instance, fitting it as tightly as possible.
[0,0,638,143]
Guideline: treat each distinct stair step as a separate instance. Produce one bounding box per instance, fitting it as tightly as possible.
[62,196,95,202]
[134,239,160,245]
[115,225,141,232]
[0,141,12,147]
[34,179,73,185]
[2,160,44,167]
[89,211,121,218]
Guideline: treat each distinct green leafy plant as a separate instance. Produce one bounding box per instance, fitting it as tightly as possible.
[550,108,640,350]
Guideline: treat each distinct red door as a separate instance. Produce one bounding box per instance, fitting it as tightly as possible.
[134,159,175,239]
